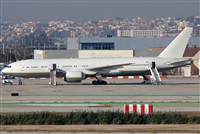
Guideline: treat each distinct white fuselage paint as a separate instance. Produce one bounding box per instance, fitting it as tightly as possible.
[2,57,189,78]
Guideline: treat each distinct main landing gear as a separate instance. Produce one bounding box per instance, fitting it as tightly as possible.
[92,73,107,85]
[92,80,107,85]
[142,75,153,85]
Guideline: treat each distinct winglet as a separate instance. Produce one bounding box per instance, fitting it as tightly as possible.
[158,27,193,58]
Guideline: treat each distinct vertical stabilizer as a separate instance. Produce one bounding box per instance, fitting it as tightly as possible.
[158,27,193,58]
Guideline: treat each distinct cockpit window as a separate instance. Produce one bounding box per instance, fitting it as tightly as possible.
[5,66,11,68]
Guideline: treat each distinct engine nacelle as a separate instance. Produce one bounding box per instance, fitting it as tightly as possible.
[64,70,86,82]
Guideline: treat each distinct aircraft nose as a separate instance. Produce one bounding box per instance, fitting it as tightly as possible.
[2,68,8,74]
[2,68,5,74]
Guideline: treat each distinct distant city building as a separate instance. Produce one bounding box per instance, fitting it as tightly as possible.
[175,20,190,28]
[70,31,76,38]
[117,30,162,38]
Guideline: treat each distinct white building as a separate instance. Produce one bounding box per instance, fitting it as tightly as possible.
[34,50,134,59]
[117,29,162,38]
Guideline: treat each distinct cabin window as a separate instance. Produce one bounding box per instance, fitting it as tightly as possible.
[31,66,38,68]
[82,65,89,67]
[41,66,48,68]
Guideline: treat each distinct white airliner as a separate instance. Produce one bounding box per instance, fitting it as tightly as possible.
[2,27,193,85]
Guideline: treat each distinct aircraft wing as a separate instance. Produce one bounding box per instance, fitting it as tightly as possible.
[55,63,133,74]
[87,63,133,73]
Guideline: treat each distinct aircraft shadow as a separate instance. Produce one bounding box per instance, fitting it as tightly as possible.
[57,82,200,86]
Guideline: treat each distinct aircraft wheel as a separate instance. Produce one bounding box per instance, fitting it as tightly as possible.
[142,80,152,85]
[92,80,98,85]
[92,80,107,85]
[101,80,107,85]
[97,80,102,85]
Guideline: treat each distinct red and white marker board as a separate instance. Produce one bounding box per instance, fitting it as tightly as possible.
[124,104,153,115]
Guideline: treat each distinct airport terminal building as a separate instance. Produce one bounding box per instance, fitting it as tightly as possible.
[67,37,199,56]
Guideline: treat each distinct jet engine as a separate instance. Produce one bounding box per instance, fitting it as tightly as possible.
[64,70,86,82]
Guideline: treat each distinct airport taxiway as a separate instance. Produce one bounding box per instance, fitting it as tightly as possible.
[1,77,199,112]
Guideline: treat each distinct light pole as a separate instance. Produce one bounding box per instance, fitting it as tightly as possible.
[48,40,51,50]
[31,39,33,49]
[9,48,11,63]
[44,43,46,50]
[6,47,11,63]
[15,40,18,59]
[23,46,29,60]
[3,42,5,54]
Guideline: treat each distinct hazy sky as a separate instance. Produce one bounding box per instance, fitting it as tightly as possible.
[1,0,200,24]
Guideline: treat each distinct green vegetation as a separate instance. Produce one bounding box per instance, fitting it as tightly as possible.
[0,111,199,125]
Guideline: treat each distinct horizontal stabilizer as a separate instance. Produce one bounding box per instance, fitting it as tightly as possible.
[167,58,193,67]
